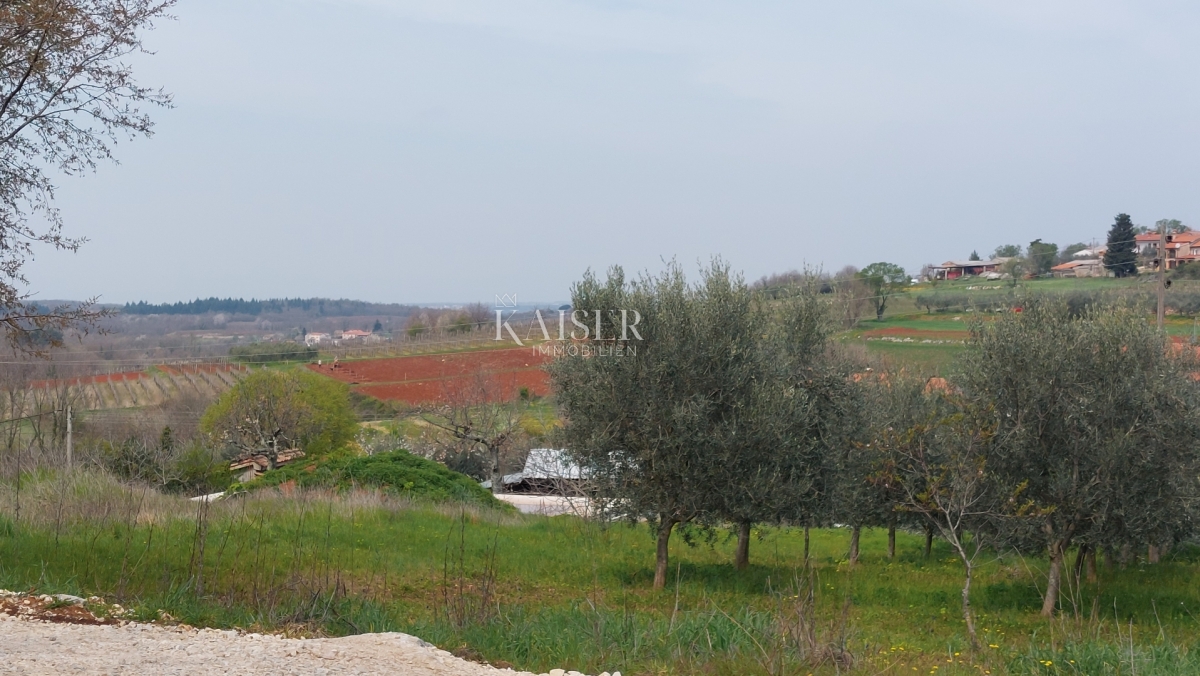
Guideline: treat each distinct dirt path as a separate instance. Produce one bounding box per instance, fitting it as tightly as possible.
[0,612,613,676]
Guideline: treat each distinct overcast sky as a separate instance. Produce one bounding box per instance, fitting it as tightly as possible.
[23,0,1200,304]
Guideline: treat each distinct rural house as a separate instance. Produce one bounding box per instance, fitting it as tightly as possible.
[304,332,331,346]
[1137,230,1200,270]
[229,449,305,483]
[1051,259,1107,278]
[929,258,1007,280]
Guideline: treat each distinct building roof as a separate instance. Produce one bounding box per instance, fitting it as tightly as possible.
[936,259,1003,268]
[482,448,584,489]
[1052,259,1102,271]
[229,449,305,473]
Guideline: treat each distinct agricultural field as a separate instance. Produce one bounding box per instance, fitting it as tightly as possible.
[20,363,247,413]
[309,347,551,404]
[847,276,1200,373]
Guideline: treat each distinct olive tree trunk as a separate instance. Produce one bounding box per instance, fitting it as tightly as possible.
[1042,541,1065,617]
[654,517,678,590]
[735,521,751,570]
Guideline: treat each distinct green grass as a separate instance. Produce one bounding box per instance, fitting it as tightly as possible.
[3,472,1200,675]
[860,339,965,373]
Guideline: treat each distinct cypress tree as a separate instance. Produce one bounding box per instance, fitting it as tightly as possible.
[1103,213,1138,277]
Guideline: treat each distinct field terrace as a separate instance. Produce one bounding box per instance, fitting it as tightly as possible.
[308,346,551,404]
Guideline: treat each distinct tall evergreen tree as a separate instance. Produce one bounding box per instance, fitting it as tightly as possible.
[1103,213,1138,277]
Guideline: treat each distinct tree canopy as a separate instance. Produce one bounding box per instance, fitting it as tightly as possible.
[200,369,357,466]
[0,0,175,350]
[955,300,1200,615]
[856,262,908,321]
[993,244,1022,259]
[1026,239,1059,276]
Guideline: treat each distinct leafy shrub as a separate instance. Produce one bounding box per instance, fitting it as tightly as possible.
[98,435,231,495]
[251,449,505,508]
[914,291,1014,313]
[1167,290,1200,316]
[98,438,163,484]
[163,444,233,495]
[1173,261,1200,280]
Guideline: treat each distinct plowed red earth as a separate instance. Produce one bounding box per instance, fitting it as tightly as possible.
[309,348,551,404]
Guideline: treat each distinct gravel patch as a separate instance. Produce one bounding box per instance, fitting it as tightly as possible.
[0,592,619,676]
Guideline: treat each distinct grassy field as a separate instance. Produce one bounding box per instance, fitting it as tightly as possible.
[3,472,1200,675]
[839,276,1200,374]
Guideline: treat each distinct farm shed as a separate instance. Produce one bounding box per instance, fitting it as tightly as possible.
[1051,259,1106,278]
[481,448,585,495]
[230,449,305,483]
[929,258,1007,280]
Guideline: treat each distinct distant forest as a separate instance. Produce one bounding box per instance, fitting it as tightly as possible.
[121,298,419,317]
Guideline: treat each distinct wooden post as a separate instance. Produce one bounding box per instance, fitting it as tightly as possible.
[65,406,72,471]
[1158,224,1167,330]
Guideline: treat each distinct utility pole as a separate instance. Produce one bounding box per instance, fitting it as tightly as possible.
[65,406,72,471]
[1158,224,1167,330]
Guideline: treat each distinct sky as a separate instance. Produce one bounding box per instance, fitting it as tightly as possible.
[22,0,1200,304]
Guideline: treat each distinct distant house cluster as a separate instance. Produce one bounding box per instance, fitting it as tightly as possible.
[926,229,1200,281]
[304,329,384,347]
[1137,231,1200,270]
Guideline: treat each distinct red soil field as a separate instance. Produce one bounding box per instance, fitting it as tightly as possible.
[356,369,550,405]
[309,347,551,404]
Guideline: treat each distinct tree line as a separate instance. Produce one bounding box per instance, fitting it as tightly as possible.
[548,262,1200,646]
[122,297,421,317]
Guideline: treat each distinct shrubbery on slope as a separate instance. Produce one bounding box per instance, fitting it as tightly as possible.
[250,450,505,508]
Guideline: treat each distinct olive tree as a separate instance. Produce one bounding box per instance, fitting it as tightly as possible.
[705,274,857,570]
[550,261,765,589]
[829,371,910,564]
[873,378,1032,648]
[956,300,1200,616]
